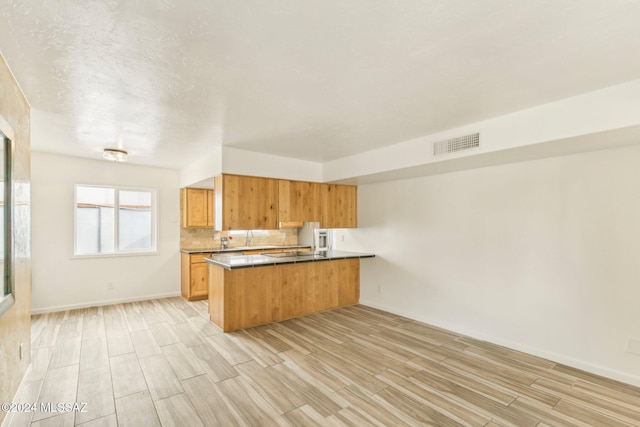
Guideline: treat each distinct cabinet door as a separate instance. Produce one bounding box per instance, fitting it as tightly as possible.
[180,252,190,298]
[217,174,278,230]
[190,262,209,298]
[321,184,357,228]
[304,262,325,313]
[278,180,321,225]
[337,259,360,306]
[182,188,209,227]
[279,263,305,319]
[206,190,214,227]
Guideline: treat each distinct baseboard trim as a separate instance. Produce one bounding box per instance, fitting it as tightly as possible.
[31,292,182,314]
[360,299,640,388]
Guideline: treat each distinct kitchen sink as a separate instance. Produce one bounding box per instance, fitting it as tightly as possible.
[263,251,327,258]
[219,245,278,252]
[263,251,310,258]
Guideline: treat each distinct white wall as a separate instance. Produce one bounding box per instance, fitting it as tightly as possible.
[335,144,640,386]
[221,147,323,183]
[31,152,181,313]
[179,146,222,188]
[179,146,323,188]
[324,79,640,184]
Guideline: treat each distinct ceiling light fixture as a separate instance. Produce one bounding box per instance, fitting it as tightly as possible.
[103,148,128,162]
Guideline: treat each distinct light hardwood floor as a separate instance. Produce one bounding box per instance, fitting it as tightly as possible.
[6,297,640,426]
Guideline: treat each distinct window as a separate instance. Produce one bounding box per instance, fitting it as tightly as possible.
[74,185,157,256]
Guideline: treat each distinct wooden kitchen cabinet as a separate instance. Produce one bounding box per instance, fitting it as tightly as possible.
[278,179,321,226]
[214,174,278,230]
[211,174,356,230]
[181,188,214,228]
[321,184,357,228]
[207,189,214,226]
[181,253,210,301]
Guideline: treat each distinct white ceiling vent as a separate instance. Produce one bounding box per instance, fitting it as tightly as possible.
[433,133,480,156]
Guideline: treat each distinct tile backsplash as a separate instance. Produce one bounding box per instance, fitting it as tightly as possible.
[180,227,298,250]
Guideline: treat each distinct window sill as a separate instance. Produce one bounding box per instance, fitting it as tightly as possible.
[71,250,160,260]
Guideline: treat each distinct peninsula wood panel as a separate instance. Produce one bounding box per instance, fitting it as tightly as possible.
[279,264,305,319]
[323,260,340,309]
[223,267,281,331]
[278,180,321,224]
[321,184,357,228]
[208,259,360,331]
[215,174,278,230]
[208,264,225,329]
[324,258,359,308]
[337,258,360,305]
[304,262,325,314]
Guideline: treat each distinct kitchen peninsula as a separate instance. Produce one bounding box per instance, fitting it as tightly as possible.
[206,250,374,331]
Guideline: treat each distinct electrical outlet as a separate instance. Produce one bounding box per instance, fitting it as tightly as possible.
[107,282,114,291]
[627,338,640,356]
[377,285,382,295]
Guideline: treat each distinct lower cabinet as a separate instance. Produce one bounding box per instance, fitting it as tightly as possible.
[208,258,360,331]
[181,253,210,301]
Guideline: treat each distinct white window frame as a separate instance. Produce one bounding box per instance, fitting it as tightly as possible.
[73,184,159,258]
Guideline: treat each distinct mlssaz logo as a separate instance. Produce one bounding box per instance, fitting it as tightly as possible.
[39,402,88,413]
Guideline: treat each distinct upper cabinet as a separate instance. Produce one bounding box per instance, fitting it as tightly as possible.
[207,189,214,227]
[212,174,357,230]
[321,184,357,228]
[278,180,321,226]
[182,188,214,228]
[214,174,278,230]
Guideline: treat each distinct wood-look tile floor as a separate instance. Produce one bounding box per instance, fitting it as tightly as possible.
[7,297,640,426]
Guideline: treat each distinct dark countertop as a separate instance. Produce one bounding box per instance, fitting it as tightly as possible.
[205,250,375,270]
[180,245,310,255]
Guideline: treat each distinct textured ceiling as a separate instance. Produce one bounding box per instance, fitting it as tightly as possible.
[1,0,640,168]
